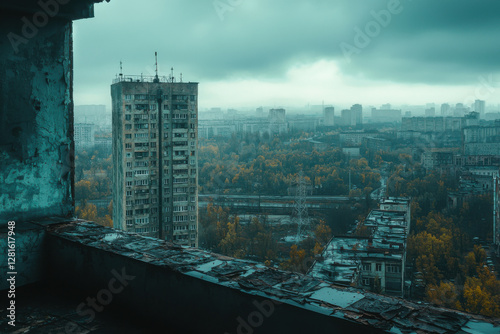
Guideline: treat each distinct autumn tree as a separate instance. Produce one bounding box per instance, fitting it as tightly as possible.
[75,202,98,222]
[314,220,332,245]
[199,203,229,250]
[426,282,461,309]
[281,244,307,273]
[217,215,246,258]
[463,273,500,318]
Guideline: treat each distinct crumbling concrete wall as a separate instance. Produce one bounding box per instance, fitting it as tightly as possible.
[0,10,74,225]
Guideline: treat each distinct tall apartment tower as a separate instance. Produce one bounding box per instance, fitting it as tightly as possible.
[111,74,199,247]
[440,103,450,116]
[475,99,485,119]
[324,106,335,126]
[351,104,363,125]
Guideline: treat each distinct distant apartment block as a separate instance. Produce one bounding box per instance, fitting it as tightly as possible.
[198,120,237,138]
[342,147,361,157]
[199,116,291,139]
[420,148,459,170]
[453,103,469,117]
[371,108,402,123]
[401,116,464,132]
[352,104,363,125]
[268,108,287,134]
[338,108,357,127]
[475,99,486,119]
[398,113,479,147]
[255,106,264,118]
[463,122,500,155]
[324,106,335,126]
[448,168,499,209]
[440,103,451,116]
[288,116,320,132]
[309,197,411,297]
[268,108,286,123]
[361,137,391,153]
[94,135,112,156]
[75,104,111,131]
[425,107,436,117]
[335,105,362,127]
[339,130,380,146]
[111,75,198,247]
[74,123,96,150]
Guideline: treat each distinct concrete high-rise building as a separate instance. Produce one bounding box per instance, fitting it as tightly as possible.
[256,106,264,118]
[324,106,335,126]
[268,108,286,123]
[440,103,450,116]
[425,107,436,117]
[111,74,199,247]
[454,103,469,117]
[340,109,356,126]
[475,99,486,118]
[268,108,287,134]
[351,104,363,125]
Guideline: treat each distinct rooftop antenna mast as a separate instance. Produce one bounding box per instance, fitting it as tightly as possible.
[154,52,160,83]
[170,67,175,83]
[119,60,123,79]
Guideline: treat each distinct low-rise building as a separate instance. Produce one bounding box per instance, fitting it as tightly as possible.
[361,136,391,153]
[198,120,237,138]
[447,169,497,209]
[309,197,411,297]
[340,130,380,146]
[420,148,458,170]
[463,122,500,155]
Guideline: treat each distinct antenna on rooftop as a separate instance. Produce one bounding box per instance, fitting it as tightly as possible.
[154,52,160,83]
[170,67,174,83]
[119,60,123,79]
[180,73,183,83]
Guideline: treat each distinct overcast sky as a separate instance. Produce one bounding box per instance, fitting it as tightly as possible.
[73,0,500,111]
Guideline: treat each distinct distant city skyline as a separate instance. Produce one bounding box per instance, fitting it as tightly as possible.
[73,0,500,109]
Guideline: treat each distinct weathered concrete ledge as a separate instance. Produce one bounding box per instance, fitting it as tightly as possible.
[35,220,499,334]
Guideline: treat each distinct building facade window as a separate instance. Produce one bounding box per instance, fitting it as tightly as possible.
[386,264,401,273]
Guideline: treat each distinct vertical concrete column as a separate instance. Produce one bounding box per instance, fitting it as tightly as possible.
[0,9,74,225]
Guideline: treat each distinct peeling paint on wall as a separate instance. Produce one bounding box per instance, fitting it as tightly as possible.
[0,14,74,224]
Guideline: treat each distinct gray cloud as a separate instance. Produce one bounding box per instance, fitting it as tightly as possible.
[73,0,500,104]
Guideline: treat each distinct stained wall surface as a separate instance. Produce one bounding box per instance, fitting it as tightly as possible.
[0,7,76,225]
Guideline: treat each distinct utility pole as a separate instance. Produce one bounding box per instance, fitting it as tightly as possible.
[349,169,351,193]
